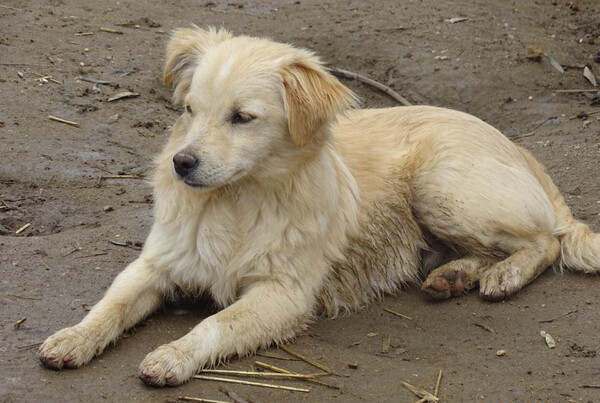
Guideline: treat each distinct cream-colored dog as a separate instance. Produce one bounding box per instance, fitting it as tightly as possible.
[39,27,600,386]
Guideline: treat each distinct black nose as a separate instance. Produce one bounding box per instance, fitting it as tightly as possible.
[173,152,199,177]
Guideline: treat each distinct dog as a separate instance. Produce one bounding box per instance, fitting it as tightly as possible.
[39,26,600,386]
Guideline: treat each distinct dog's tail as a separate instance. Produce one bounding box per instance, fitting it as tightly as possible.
[555,222,600,273]
[516,146,600,273]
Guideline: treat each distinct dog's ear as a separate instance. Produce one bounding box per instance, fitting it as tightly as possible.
[163,26,232,104]
[281,52,357,148]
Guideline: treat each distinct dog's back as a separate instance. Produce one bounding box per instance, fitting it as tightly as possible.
[331,105,600,302]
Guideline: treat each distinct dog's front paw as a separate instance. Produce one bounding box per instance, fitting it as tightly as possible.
[139,343,197,387]
[39,326,99,369]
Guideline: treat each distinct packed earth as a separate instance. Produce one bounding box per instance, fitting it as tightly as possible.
[1,1,600,402]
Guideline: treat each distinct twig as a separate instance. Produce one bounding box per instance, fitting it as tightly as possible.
[178,397,230,403]
[0,5,22,11]
[254,361,338,389]
[192,375,309,393]
[106,140,140,155]
[17,342,43,350]
[256,352,300,361]
[0,62,52,67]
[48,115,80,127]
[100,174,142,179]
[78,76,113,85]
[62,247,81,257]
[473,323,496,333]
[569,109,600,121]
[383,307,414,320]
[109,240,142,250]
[580,384,600,389]
[532,116,556,131]
[79,252,109,258]
[6,294,41,300]
[539,309,578,323]
[218,387,250,403]
[74,32,94,36]
[34,72,61,84]
[14,318,27,330]
[511,132,536,140]
[329,67,412,106]
[401,381,440,402]
[199,369,324,379]
[15,222,31,234]
[278,345,334,374]
[434,369,443,397]
[99,27,123,34]
[382,334,391,353]
[555,89,599,93]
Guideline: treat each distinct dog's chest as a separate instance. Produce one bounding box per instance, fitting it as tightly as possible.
[162,199,238,288]
[163,193,291,304]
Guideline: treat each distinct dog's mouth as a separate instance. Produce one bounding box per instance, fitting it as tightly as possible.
[180,169,245,190]
[183,179,207,188]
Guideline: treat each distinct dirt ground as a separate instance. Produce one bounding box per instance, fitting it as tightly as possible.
[1,0,600,402]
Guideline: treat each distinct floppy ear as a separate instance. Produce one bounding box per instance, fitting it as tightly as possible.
[281,52,357,148]
[163,26,233,104]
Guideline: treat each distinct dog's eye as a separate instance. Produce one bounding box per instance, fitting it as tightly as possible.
[185,105,193,115]
[231,111,255,125]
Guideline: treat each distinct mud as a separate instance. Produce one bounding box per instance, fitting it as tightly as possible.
[1,1,599,402]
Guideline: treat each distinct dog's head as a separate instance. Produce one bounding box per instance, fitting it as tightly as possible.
[161,26,356,190]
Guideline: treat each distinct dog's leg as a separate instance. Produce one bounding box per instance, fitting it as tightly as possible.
[39,257,163,369]
[421,256,494,300]
[479,234,560,301]
[138,279,314,386]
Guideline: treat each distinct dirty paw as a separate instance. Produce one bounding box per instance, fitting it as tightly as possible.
[39,326,99,370]
[139,344,197,387]
[479,267,521,301]
[422,269,466,300]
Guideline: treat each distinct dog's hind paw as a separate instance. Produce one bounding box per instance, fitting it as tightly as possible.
[479,265,522,301]
[422,269,466,300]
[139,343,197,387]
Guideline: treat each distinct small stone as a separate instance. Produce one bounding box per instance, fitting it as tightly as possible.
[540,330,556,348]
[103,205,114,212]
[496,350,506,356]
[348,363,358,369]
[106,113,120,124]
